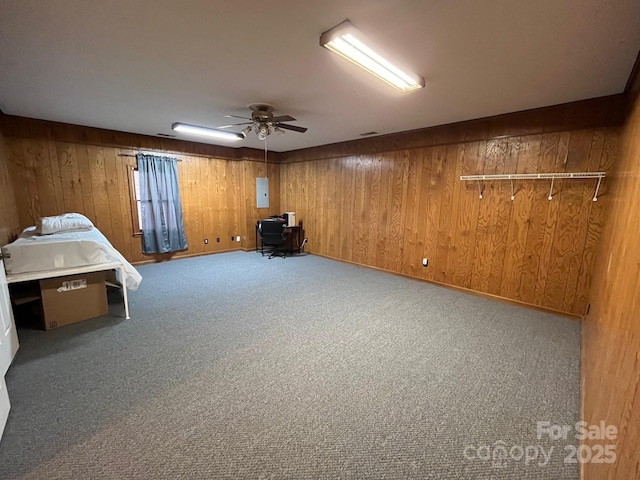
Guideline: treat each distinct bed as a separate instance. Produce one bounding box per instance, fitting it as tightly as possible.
[2,226,142,319]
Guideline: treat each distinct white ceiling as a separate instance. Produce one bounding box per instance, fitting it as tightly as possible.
[1,0,639,152]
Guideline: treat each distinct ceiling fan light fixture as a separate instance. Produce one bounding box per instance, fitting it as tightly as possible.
[172,123,244,141]
[242,125,253,137]
[257,123,270,140]
[320,19,424,92]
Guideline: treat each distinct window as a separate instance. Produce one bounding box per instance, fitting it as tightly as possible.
[128,167,142,235]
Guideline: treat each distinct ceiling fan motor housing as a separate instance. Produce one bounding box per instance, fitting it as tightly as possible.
[251,112,272,124]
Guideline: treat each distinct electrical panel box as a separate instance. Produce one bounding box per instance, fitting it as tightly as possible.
[256,177,269,208]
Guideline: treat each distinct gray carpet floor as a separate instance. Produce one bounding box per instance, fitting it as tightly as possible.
[0,252,580,479]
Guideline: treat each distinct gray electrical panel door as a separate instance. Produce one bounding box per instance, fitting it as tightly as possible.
[256,177,269,208]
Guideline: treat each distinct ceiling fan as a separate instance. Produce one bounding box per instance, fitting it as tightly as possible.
[220,103,308,140]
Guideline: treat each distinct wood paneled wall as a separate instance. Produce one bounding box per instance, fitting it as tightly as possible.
[0,96,624,315]
[1,116,280,263]
[280,100,622,315]
[280,95,625,164]
[0,130,20,246]
[582,90,640,479]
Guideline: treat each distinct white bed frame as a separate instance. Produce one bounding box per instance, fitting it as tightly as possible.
[6,261,130,320]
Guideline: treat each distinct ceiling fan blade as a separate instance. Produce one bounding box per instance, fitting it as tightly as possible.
[224,114,251,120]
[278,123,308,133]
[271,115,296,123]
[218,122,253,129]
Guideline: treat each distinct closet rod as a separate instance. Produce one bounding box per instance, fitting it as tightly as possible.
[118,153,182,161]
[460,172,606,202]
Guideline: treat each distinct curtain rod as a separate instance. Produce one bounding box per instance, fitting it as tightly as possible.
[118,153,182,161]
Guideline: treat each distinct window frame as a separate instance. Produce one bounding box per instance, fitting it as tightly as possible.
[127,166,143,237]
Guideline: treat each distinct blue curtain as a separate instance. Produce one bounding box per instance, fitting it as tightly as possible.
[137,154,188,254]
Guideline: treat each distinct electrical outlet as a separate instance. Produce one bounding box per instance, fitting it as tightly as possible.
[204,238,208,245]
[216,237,220,243]
[422,258,428,267]
[236,236,240,242]
[231,236,234,241]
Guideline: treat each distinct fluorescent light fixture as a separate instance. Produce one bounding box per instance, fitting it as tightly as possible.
[320,19,424,92]
[171,123,244,141]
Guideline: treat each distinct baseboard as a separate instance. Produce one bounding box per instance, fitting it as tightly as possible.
[309,251,581,320]
[131,247,243,265]
[580,319,586,480]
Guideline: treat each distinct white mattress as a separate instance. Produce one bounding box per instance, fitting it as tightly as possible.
[2,227,142,291]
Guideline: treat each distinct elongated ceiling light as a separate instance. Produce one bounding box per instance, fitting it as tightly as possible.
[320,19,424,92]
[172,123,244,141]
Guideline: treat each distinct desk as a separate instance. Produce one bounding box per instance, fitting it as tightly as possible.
[256,221,302,255]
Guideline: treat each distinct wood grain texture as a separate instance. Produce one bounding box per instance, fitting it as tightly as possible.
[0,131,20,246]
[280,125,620,315]
[0,115,279,163]
[2,118,280,263]
[582,91,640,480]
[280,95,626,164]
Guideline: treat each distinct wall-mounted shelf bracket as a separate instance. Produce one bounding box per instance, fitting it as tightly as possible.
[460,172,606,201]
[593,176,603,202]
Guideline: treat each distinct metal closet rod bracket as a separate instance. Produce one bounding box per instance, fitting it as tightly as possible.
[459,172,606,202]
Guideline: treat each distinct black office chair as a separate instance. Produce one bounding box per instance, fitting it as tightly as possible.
[259,219,287,259]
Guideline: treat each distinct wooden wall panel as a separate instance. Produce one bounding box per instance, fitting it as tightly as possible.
[2,117,280,264]
[0,131,19,246]
[0,115,279,163]
[280,125,619,315]
[582,90,640,480]
[242,159,281,250]
[280,95,626,164]
[451,142,483,289]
